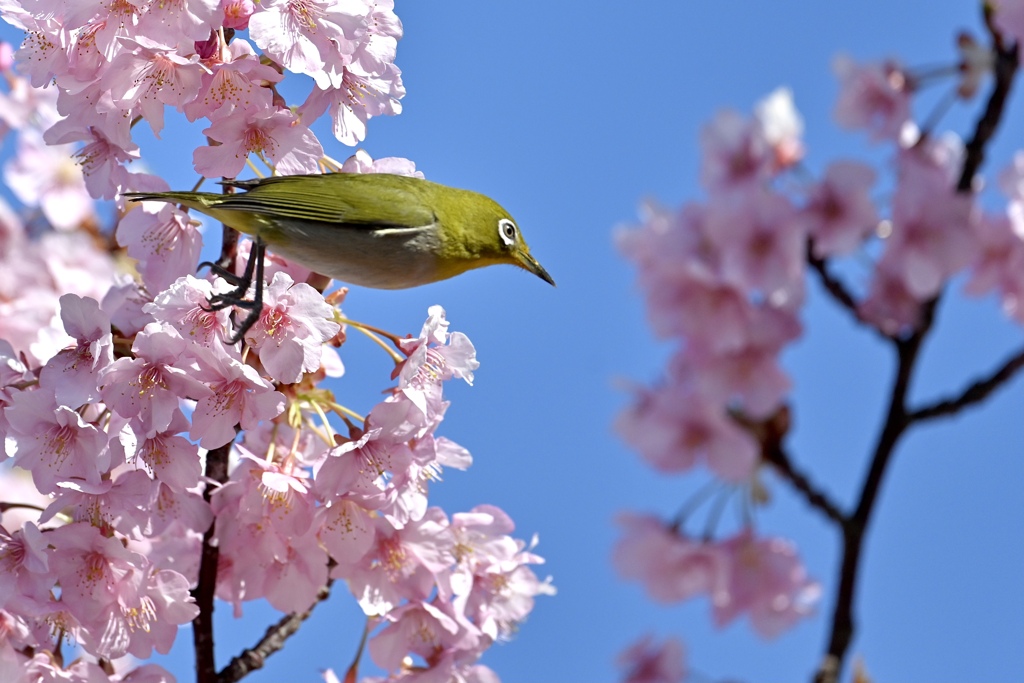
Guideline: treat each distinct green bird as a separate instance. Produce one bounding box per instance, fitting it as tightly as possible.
[125,172,555,340]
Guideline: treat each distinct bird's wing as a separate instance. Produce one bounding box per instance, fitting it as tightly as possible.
[215,174,437,230]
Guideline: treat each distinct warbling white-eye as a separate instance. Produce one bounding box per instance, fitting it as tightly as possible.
[125,172,554,341]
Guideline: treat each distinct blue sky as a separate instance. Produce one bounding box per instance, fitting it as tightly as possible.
[3,2,1023,682]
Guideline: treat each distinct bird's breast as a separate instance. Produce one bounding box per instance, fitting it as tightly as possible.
[259,220,446,289]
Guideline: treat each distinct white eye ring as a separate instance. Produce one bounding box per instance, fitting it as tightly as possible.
[498,218,517,246]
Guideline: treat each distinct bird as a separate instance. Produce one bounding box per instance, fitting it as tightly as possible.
[124,172,555,342]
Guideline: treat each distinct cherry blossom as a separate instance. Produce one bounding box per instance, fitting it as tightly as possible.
[243,271,340,384]
[613,514,726,604]
[99,323,213,436]
[0,4,549,679]
[4,387,110,494]
[801,160,879,257]
[712,531,820,638]
[832,55,913,141]
[618,635,687,683]
[194,106,323,177]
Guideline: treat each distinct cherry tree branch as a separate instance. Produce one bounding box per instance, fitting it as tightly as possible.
[219,578,336,683]
[958,6,1020,192]
[813,19,1019,681]
[192,441,232,683]
[806,248,860,322]
[908,344,1024,422]
[814,298,936,683]
[763,444,847,526]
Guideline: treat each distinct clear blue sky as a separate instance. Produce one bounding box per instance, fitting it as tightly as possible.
[3,2,1023,681]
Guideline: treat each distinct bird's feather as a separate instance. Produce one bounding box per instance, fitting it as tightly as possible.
[214,173,437,230]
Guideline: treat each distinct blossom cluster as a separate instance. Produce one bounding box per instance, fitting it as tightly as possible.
[0,3,551,681]
[0,0,404,199]
[613,29,1024,677]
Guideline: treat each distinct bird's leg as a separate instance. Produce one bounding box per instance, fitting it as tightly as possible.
[198,238,258,304]
[224,239,265,344]
[197,237,266,344]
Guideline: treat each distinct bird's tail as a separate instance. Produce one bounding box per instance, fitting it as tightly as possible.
[122,191,220,212]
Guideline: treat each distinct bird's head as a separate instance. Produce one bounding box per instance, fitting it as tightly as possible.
[437,188,556,286]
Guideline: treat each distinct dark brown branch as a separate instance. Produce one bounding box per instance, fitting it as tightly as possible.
[957,23,1019,191]
[763,444,847,526]
[218,579,336,683]
[908,344,1024,422]
[733,406,846,526]
[814,299,936,683]
[194,187,245,683]
[806,248,859,317]
[814,19,1019,682]
[193,441,232,683]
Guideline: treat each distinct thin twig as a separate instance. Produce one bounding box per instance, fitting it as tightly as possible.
[805,245,880,339]
[762,445,847,526]
[957,12,1019,192]
[908,343,1024,422]
[218,578,336,683]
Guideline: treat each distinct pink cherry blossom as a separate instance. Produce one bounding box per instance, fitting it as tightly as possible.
[143,275,233,345]
[613,513,726,603]
[705,189,803,299]
[314,425,414,506]
[38,294,113,408]
[221,0,256,30]
[194,106,324,177]
[712,531,820,638]
[342,508,455,616]
[39,469,157,537]
[801,160,879,257]
[3,131,95,230]
[966,206,1024,323]
[340,149,423,177]
[0,41,12,70]
[994,0,1024,47]
[248,0,370,89]
[116,204,203,293]
[0,521,52,611]
[398,305,479,390]
[617,201,758,352]
[102,274,156,337]
[211,455,328,613]
[457,535,554,642]
[882,157,978,299]
[319,498,376,565]
[833,55,913,141]
[117,411,202,491]
[616,382,759,482]
[243,271,340,384]
[4,387,110,494]
[351,0,403,74]
[48,522,198,658]
[189,347,285,448]
[44,115,139,200]
[859,260,925,336]
[699,108,774,192]
[100,323,213,436]
[182,38,282,122]
[134,0,221,43]
[618,634,687,683]
[104,37,207,137]
[369,601,463,673]
[300,63,404,146]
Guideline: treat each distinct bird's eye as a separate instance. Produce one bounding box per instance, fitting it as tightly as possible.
[498,218,517,246]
